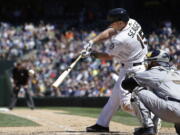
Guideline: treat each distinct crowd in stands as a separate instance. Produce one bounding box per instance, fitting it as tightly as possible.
[148,21,180,67]
[0,21,179,97]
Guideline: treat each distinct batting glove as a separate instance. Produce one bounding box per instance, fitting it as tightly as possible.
[83,40,94,51]
[80,49,91,58]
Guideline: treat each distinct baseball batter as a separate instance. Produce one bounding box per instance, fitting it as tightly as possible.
[82,8,154,132]
[122,49,180,135]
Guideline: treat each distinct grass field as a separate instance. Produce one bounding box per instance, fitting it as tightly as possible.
[0,107,174,128]
[0,112,39,127]
[44,107,174,127]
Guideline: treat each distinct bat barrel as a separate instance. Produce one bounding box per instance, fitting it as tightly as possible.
[52,54,82,88]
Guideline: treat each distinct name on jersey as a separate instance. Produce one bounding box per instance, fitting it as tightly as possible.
[128,22,140,38]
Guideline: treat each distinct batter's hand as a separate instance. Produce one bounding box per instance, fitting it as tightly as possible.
[83,40,94,51]
[80,49,91,58]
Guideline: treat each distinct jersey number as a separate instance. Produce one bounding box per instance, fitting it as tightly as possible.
[137,29,147,49]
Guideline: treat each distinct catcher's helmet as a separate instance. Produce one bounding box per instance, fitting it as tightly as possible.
[107,8,129,24]
[146,49,170,63]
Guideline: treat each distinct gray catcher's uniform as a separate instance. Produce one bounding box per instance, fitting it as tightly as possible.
[131,66,180,130]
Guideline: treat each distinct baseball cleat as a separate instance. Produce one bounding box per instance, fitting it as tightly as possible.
[86,124,109,132]
[134,126,156,135]
[175,124,180,135]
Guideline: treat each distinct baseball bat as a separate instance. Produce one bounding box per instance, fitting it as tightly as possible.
[52,54,82,88]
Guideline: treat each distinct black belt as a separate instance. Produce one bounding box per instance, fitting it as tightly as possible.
[167,97,180,103]
[121,62,143,67]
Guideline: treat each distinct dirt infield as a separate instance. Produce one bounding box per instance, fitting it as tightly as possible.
[0,109,177,135]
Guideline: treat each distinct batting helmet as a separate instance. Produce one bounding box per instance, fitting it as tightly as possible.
[146,49,170,63]
[107,8,129,24]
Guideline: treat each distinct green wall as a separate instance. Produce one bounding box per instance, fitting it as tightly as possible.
[16,97,109,107]
[0,60,14,106]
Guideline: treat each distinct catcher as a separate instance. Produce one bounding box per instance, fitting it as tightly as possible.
[122,49,180,135]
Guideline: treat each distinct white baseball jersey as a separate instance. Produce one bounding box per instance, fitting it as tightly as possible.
[97,18,148,127]
[106,18,148,64]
